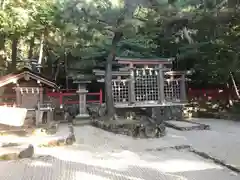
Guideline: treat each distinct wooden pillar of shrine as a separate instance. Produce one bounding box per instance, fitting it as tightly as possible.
[15,87,21,106]
[128,63,135,104]
[157,64,165,103]
[180,74,187,101]
[35,102,41,126]
[39,87,43,103]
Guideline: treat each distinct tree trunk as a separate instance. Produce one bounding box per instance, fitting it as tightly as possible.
[44,46,53,79]
[0,33,6,68]
[230,72,240,99]
[64,51,69,90]
[226,82,233,107]
[0,0,5,9]
[28,36,35,59]
[0,33,5,102]
[38,33,44,66]
[54,59,61,82]
[11,36,19,72]
[104,31,123,119]
[182,26,194,44]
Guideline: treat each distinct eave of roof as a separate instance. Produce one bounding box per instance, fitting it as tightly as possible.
[0,68,57,88]
[116,57,174,64]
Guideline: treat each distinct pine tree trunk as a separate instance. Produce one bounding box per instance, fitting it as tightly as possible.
[11,36,18,72]
[64,51,69,90]
[54,59,61,82]
[38,33,44,65]
[105,31,123,120]
[0,0,5,9]
[28,36,35,59]
[226,82,233,107]
[0,33,6,68]
[0,33,6,102]
[230,72,240,99]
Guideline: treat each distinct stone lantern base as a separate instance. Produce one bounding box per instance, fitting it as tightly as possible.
[75,113,90,119]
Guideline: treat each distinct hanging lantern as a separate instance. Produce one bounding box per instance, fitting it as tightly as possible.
[20,88,23,94]
[32,88,34,94]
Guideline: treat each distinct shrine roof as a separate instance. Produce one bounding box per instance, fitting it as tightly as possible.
[0,67,57,88]
[116,57,174,64]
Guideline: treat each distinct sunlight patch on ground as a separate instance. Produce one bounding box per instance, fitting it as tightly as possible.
[37,147,223,174]
[144,159,222,173]
[168,134,187,140]
[29,160,52,167]
[75,172,111,180]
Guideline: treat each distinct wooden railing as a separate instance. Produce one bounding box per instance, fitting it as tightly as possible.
[0,95,17,106]
[47,89,103,105]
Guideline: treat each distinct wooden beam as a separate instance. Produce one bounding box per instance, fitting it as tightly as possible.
[165,71,186,76]
[115,57,174,63]
[93,69,131,76]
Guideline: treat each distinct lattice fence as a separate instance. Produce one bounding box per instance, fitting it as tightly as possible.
[112,80,129,103]
[134,68,159,102]
[164,79,181,101]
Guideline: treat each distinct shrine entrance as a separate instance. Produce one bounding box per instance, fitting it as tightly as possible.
[19,87,40,109]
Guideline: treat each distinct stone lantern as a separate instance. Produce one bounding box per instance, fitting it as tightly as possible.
[73,74,91,120]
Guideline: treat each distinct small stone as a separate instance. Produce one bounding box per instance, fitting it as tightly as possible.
[18,144,34,159]
[65,134,75,145]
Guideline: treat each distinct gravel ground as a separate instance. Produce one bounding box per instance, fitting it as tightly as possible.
[0,118,239,180]
[166,118,240,168]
